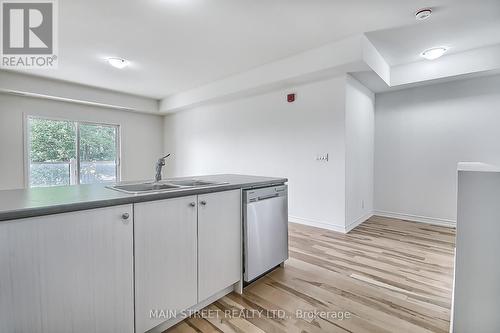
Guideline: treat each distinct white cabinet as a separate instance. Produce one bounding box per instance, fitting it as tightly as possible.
[0,205,134,333]
[0,189,243,333]
[134,196,198,333]
[198,189,241,301]
[134,190,242,331]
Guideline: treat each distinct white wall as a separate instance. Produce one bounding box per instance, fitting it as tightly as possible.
[375,74,500,225]
[164,76,348,230]
[345,75,374,230]
[0,71,158,113]
[0,93,164,190]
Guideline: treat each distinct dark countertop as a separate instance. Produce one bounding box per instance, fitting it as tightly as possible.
[0,174,287,222]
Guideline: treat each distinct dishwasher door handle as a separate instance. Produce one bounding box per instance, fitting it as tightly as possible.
[257,193,280,201]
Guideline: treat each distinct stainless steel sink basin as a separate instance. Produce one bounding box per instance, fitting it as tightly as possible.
[109,183,181,194]
[168,180,223,187]
[107,179,228,194]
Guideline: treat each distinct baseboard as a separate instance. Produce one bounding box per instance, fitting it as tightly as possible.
[288,215,347,233]
[289,214,372,234]
[290,210,454,232]
[374,210,456,227]
[345,212,373,233]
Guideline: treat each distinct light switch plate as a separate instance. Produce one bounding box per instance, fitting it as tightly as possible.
[316,153,329,162]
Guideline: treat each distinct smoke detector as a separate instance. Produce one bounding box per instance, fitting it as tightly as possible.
[415,8,432,21]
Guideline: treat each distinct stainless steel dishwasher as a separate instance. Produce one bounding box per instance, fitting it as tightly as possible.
[243,184,288,283]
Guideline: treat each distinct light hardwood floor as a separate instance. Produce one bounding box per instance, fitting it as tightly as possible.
[166,215,456,333]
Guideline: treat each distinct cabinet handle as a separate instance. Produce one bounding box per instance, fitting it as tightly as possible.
[200,200,207,206]
[189,202,196,207]
[122,213,130,220]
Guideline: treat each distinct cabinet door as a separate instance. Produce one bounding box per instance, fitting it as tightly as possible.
[0,205,134,333]
[134,196,198,333]
[198,189,241,301]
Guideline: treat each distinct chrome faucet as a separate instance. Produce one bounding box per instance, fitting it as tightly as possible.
[154,154,171,182]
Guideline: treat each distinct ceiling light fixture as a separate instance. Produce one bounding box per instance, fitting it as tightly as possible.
[421,47,447,60]
[106,57,129,69]
[415,8,432,21]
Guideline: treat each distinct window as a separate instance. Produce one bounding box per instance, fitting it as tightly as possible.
[26,116,120,187]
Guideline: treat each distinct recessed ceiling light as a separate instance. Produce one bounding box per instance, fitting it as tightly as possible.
[421,47,447,60]
[415,8,432,21]
[106,57,129,69]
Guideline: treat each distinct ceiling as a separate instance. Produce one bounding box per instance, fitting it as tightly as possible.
[0,0,447,98]
[366,0,500,65]
[6,0,500,99]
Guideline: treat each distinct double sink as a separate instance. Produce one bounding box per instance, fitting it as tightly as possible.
[108,179,227,194]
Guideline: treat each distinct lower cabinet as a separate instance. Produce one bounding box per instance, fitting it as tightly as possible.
[134,189,242,332]
[198,189,242,301]
[0,205,134,333]
[0,189,242,333]
[134,196,198,333]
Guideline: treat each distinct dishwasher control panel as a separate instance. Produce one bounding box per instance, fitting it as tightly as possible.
[244,184,287,203]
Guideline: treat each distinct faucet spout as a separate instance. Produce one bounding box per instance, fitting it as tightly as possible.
[155,154,171,182]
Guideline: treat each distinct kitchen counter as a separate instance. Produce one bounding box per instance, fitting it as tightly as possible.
[0,174,287,221]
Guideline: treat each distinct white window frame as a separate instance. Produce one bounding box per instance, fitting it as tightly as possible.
[23,114,122,188]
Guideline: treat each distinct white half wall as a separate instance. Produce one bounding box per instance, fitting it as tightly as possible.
[164,76,348,230]
[345,75,374,231]
[374,74,500,225]
[453,164,500,332]
[0,93,164,190]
